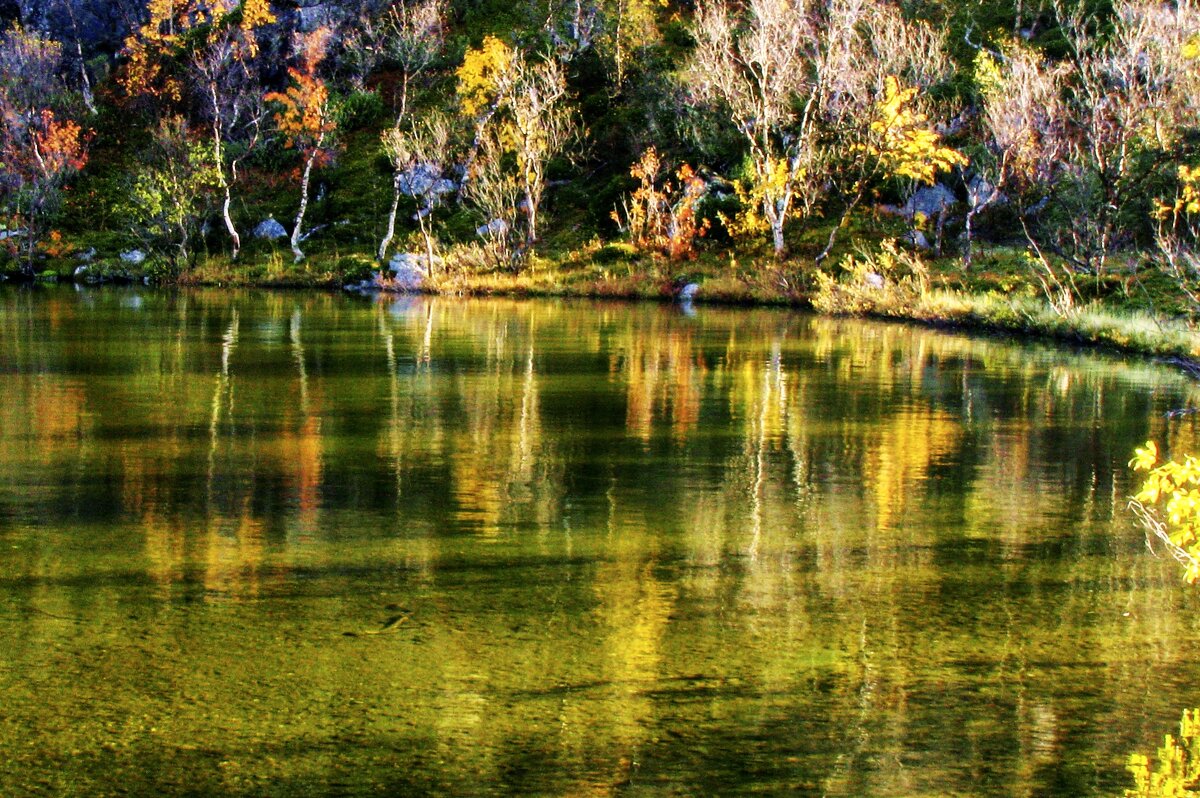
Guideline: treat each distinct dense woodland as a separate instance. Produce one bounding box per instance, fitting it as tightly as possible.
[4,0,1200,331]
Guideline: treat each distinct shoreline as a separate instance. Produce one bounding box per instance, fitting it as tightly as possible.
[7,264,1200,379]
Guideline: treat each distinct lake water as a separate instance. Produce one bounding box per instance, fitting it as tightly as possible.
[2,286,1199,796]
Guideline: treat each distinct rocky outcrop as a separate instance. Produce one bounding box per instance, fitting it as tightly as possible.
[903,184,957,222]
[253,217,288,240]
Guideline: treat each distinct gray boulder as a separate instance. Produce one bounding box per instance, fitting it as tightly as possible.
[475,218,509,238]
[399,164,458,200]
[902,184,957,222]
[389,252,441,272]
[967,175,1006,212]
[296,3,337,31]
[77,247,96,263]
[678,282,700,302]
[254,217,288,240]
[386,253,440,292]
[120,249,146,265]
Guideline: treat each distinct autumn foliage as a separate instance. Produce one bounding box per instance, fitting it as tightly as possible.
[614,148,709,261]
[122,0,275,103]
[867,77,967,186]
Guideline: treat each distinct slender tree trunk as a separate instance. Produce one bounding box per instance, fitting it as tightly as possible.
[291,148,319,263]
[964,207,976,270]
[210,84,240,259]
[379,75,415,262]
[63,0,96,114]
[460,102,503,198]
[816,183,868,265]
[379,170,403,262]
[418,210,436,277]
[525,191,538,246]
[933,205,948,258]
[223,185,241,260]
[398,72,410,126]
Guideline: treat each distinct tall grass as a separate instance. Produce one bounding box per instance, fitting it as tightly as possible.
[813,240,1200,360]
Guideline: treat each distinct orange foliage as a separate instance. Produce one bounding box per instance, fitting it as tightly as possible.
[40,229,67,257]
[613,147,709,260]
[265,69,334,159]
[265,29,335,161]
[32,111,88,175]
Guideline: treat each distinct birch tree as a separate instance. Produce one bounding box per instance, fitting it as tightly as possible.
[190,0,275,259]
[457,38,575,259]
[265,27,337,263]
[381,112,452,272]
[375,0,446,261]
[687,0,812,258]
[509,55,573,246]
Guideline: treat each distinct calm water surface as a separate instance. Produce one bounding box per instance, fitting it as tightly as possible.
[2,286,1200,796]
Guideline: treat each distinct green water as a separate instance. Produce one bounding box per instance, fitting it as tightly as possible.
[1,286,1199,796]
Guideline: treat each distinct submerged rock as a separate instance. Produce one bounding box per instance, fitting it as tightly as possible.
[343,278,379,295]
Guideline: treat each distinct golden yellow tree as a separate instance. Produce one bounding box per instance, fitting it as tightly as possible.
[457,37,575,256]
[814,75,966,262]
[868,77,967,186]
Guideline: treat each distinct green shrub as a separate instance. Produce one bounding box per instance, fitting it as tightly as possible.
[337,90,386,131]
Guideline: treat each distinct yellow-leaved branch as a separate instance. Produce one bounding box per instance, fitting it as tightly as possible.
[869,76,967,185]
[1129,440,1200,584]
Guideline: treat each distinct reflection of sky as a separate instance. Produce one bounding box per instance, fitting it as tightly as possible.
[1,287,1199,795]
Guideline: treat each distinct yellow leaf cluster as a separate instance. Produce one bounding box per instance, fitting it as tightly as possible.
[1184,34,1200,61]
[240,0,275,32]
[122,0,275,100]
[1131,440,1200,584]
[719,158,793,239]
[974,50,1004,98]
[869,76,967,185]
[1154,164,1200,221]
[456,36,513,118]
[1125,708,1200,797]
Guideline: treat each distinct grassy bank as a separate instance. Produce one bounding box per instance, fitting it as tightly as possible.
[11,231,1198,372]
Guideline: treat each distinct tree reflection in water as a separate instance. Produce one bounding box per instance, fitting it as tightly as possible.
[0,287,1198,795]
